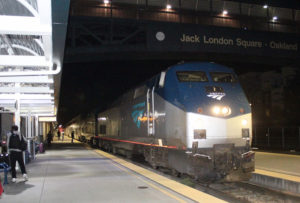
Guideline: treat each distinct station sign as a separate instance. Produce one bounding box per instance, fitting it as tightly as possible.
[147,22,299,58]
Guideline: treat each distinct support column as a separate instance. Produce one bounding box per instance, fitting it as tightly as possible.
[14,83,21,128]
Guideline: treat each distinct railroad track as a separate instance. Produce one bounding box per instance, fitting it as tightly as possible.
[130,154,300,202]
[90,144,300,202]
[199,181,300,203]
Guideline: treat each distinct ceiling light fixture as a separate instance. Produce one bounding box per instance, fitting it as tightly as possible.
[263,5,268,9]
[222,10,228,15]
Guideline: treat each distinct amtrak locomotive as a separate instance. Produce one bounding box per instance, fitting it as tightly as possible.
[68,62,255,181]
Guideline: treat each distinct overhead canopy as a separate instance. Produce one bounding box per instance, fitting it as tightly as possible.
[0,0,70,118]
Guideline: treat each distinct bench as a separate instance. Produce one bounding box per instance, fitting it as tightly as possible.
[0,162,11,185]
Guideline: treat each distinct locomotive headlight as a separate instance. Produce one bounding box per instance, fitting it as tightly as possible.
[242,119,248,126]
[222,107,229,114]
[212,106,221,115]
[212,106,231,116]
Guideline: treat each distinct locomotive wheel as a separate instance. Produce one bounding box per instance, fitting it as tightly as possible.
[171,169,181,177]
[112,147,117,154]
[151,163,158,169]
[125,151,132,159]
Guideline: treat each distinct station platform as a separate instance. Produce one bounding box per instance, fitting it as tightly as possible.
[1,138,226,203]
[255,151,300,177]
[251,151,300,195]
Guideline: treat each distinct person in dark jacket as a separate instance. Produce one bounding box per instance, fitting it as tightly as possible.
[71,131,74,143]
[47,131,52,146]
[7,125,28,183]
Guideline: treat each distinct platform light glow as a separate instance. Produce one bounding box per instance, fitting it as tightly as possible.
[222,10,228,15]
[263,5,268,9]
[272,16,278,21]
[242,119,248,126]
[104,0,109,4]
[166,4,172,10]
[213,106,221,115]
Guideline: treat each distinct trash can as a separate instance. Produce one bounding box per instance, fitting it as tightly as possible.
[39,142,44,153]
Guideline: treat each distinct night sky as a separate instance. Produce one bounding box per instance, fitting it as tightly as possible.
[58,60,175,124]
[58,60,286,125]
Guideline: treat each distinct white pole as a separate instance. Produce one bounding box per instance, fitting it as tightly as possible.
[14,83,21,128]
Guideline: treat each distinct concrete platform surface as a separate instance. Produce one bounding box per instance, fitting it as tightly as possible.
[0,141,225,203]
[255,151,300,178]
[251,151,300,195]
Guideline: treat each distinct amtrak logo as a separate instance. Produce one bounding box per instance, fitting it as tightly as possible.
[131,102,146,128]
[207,92,226,100]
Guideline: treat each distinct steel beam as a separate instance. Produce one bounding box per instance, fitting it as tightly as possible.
[0,55,51,67]
[0,87,54,94]
[0,76,53,83]
[0,94,53,100]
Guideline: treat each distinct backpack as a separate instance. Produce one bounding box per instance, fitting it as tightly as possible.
[20,136,27,151]
[9,133,27,151]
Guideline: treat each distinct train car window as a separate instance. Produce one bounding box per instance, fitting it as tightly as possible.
[210,72,237,83]
[176,71,208,82]
[100,125,106,134]
[159,71,166,87]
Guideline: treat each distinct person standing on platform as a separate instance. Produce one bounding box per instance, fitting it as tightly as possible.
[7,125,28,183]
[47,131,52,146]
[71,131,74,144]
[62,132,64,141]
[57,131,61,141]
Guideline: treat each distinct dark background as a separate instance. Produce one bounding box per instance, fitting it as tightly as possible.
[58,60,292,125]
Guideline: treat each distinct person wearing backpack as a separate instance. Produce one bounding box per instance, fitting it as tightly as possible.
[7,125,28,183]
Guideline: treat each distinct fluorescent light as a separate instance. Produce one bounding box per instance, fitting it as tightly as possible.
[39,116,57,122]
[273,16,278,21]
[222,10,228,15]
[166,4,172,10]
[263,5,268,9]
[104,0,109,4]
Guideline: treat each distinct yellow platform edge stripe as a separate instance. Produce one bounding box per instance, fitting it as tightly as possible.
[92,148,227,203]
[254,169,300,183]
[110,160,187,203]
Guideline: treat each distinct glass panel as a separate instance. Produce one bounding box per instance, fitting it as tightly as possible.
[269,7,293,20]
[197,0,210,12]
[212,0,223,13]
[241,3,267,17]
[113,0,146,5]
[179,0,211,11]
[176,71,208,82]
[148,0,165,7]
[223,1,240,15]
[181,0,196,10]
[210,72,237,83]
[169,0,179,9]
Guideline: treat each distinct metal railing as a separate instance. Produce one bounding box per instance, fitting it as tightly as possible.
[252,126,300,150]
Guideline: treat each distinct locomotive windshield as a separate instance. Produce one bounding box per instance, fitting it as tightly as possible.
[210,72,237,83]
[176,71,208,82]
